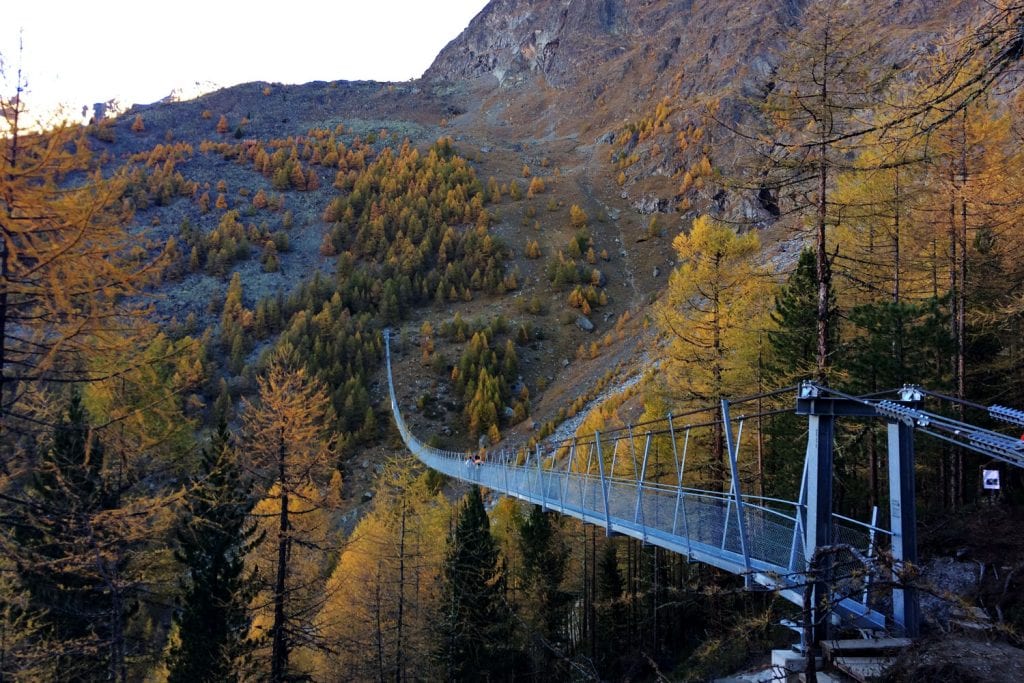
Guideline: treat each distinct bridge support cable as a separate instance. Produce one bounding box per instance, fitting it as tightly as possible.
[810,383,1024,469]
[788,454,808,574]
[862,505,880,608]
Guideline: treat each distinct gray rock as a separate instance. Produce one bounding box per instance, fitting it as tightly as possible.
[919,558,987,630]
[631,195,669,215]
[576,315,595,332]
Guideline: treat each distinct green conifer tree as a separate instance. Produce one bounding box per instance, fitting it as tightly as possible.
[517,505,570,677]
[436,486,511,680]
[594,541,627,680]
[166,421,262,683]
[15,394,120,680]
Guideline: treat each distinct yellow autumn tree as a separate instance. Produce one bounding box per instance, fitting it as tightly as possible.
[526,176,545,197]
[248,482,332,680]
[242,357,337,682]
[655,215,771,488]
[0,78,167,450]
[315,460,450,680]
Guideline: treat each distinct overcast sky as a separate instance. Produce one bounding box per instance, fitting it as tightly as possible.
[3,1,489,121]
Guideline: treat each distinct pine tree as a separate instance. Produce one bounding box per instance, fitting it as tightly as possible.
[14,394,122,680]
[517,505,570,678]
[765,249,831,497]
[594,540,627,680]
[166,421,261,683]
[766,249,822,383]
[436,486,511,681]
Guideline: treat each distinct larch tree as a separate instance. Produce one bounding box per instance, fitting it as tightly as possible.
[758,0,896,384]
[241,358,337,682]
[913,61,1024,506]
[655,215,769,489]
[1,69,165,456]
[315,460,450,681]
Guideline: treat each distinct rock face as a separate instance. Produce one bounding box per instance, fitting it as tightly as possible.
[424,0,978,217]
[426,0,631,87]
[426,0,976,95]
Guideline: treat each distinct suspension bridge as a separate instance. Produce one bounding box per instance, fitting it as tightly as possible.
[383,330,1024,646]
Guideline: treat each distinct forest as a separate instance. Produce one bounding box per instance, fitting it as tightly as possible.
[3,1,1024,681]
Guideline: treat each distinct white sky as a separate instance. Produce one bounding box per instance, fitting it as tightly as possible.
[3,1,489,120]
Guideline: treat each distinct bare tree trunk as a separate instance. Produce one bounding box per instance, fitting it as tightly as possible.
[0,83,19,450]
[271,431,290,683]
[868,429,878,511]
[757,334,765,497]
[813,19,834,387]
[394,502,407,683]
[956,109,969,507]
[948,166,960,510]
[375,568,384,683]
[712,265,726,490]
[892,168,901,305]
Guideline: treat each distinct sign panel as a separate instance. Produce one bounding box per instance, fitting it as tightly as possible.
[983,469,1001,490]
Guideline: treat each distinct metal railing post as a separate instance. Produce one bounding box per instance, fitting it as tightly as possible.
[862,505,879,607]
[537,444,546,510]
[610,437,619,480]
[635,433,652,540]
[583,443,595,509]
[789,454,809,573]
[628,425,640,480]
[563,439,577,515]
[672,427,692,559]
[595,431,613,535]
[722,399,752,578]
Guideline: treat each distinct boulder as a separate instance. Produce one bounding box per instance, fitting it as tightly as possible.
[576,315,595,332]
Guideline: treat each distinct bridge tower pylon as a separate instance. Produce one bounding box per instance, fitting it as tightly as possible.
[796,382,921,644]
